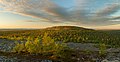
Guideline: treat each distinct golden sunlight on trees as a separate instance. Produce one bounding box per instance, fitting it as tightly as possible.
[13,33,69,57]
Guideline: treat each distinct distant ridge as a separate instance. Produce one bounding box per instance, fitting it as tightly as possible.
[0,28,38,31]
[44,26,94,30]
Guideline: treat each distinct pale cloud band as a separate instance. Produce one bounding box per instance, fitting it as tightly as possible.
[0,0,120,26]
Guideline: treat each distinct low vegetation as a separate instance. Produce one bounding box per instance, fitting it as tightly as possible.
[99,43,107,56]
[13,33,71,58]
[0,26,120,47]
[0,26,119,61]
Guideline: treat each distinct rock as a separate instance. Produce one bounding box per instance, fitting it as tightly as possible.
[102,59,120,62]
[107,48,120,53]
[102,59,109,62]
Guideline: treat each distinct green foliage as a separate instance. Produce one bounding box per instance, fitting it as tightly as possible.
[53,42,71,57]
[13,42,26,53]
[0,26,120,47]
[99,43,107,56]
[84,49,92,55]
[13,33,69,57]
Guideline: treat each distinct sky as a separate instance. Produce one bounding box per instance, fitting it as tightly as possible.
[0,0,120,29]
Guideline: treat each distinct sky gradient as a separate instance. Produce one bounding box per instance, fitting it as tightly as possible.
[0,0,120,29]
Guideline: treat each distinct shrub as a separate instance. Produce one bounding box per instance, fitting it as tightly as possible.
[13,33,70,57]
[13,42,26,53]
[99,43,107,56]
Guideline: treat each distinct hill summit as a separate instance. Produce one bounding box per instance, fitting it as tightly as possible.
[44,26,93,30]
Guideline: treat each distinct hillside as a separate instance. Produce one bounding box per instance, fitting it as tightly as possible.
[0,26,120,47]
[44,26,94,30]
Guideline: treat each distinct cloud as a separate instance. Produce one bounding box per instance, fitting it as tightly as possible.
[25,20,39,22]
[0,0,120,26]
[95,4,120,17]
[112,16,120,20]
[69,0,120,26]
[0,0,65,22]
